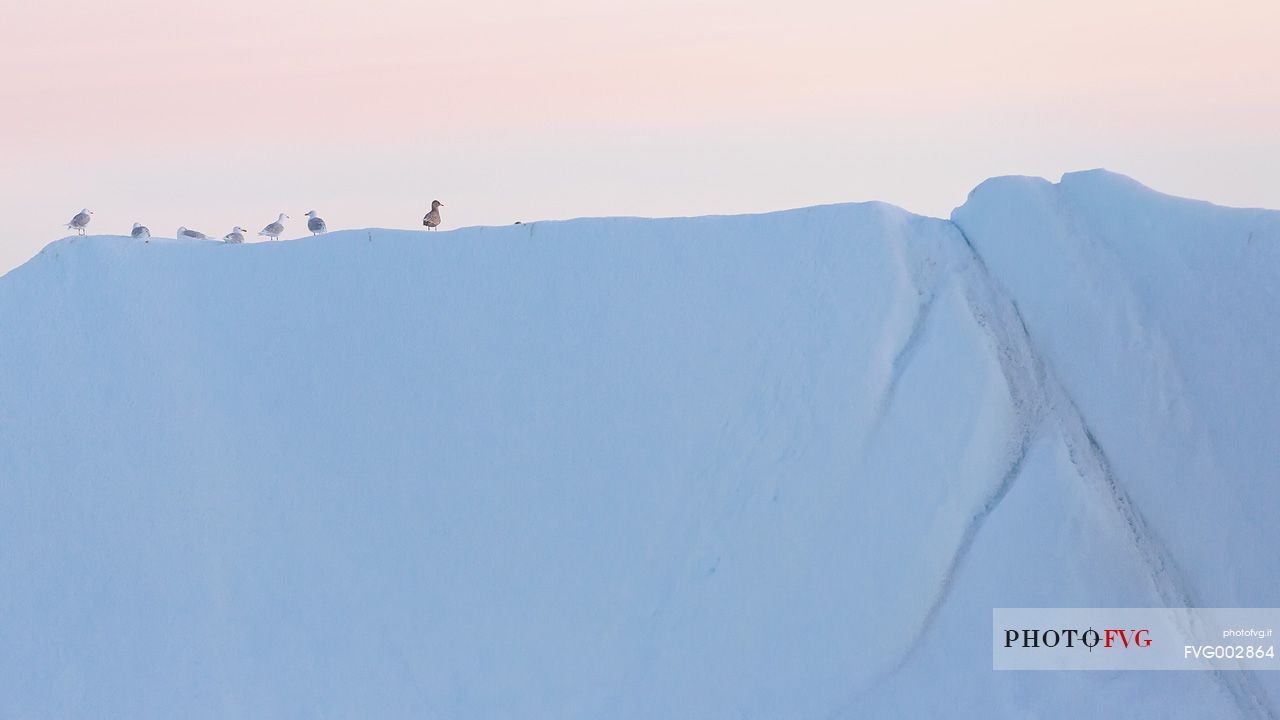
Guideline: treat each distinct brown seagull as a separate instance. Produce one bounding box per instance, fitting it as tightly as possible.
[423,200,444,230]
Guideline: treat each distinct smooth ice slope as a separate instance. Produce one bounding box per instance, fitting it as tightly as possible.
[0,171,1277,718]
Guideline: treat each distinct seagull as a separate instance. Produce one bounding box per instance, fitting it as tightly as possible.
[423,200,443,230]
[177,226,212,240]
[66,208,93,235]
[223,226,247,244]
[259,213,288,240]
[305,210,326,235]
[131,222,151,241]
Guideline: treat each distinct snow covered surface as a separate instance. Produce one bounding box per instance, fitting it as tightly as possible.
[1,170,1277,717]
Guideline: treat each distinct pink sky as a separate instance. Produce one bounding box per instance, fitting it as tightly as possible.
[2,0,1278,272]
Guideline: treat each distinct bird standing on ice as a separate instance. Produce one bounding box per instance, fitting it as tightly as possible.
[259,213,288,240]
[177,226,212,240]
[423,200,443,230]
[131,222,150,241]
[305,210,326,235]
[223,227,247,244]
[66,209,93,235]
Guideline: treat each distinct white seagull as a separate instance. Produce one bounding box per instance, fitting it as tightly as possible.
[131,222,151,241]
[66,208,93,235]
[223,226,247,244]
[305,210,326,235]
[177,226,212,240]
[423,200,443,230]
[259,213,289,240]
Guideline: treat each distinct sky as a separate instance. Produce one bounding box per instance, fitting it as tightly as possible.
[2,0,1278,273]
